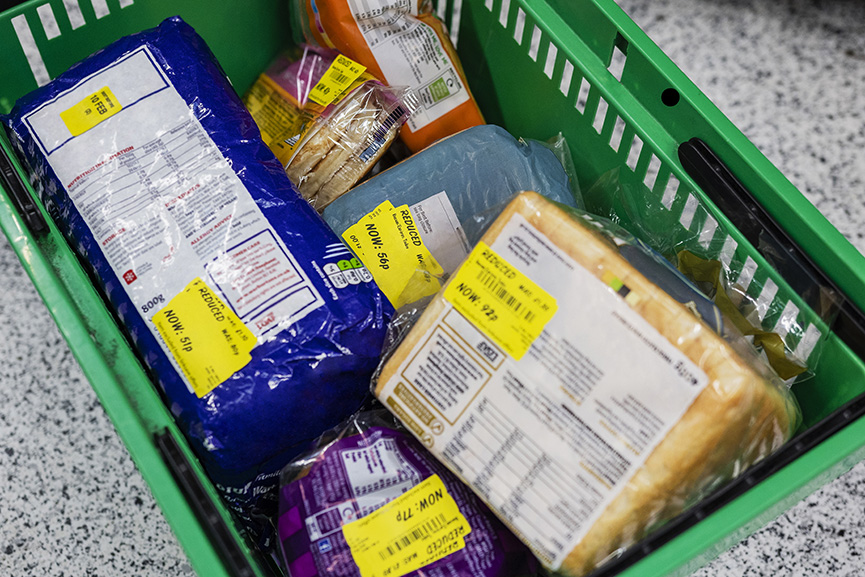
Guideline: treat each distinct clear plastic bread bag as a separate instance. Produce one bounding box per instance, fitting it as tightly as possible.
[276,408,540,577]
[322,124,584,311]
[244,44,416,211]
[584,167,843,383]
[370,190,801,577]
[288,0,485,152]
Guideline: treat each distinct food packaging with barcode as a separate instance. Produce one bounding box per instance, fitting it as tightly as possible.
[290,0,485,152]
[323,124,583,309]
[276,409,538,577]
[372,190,800,576]
[3,17,392,547]
[243,44,415,211]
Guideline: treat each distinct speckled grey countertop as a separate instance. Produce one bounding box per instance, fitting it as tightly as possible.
[1,0,864,576]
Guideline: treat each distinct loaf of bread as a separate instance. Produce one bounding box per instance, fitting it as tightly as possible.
[286,86,404,210]
[276,411,539,577]
[375,191,799,576]
[243,46,411,212]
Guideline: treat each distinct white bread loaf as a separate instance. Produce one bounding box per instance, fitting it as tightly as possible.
[375,190,798,576]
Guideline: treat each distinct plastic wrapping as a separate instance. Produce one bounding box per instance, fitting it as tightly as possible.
[372,191,801,576]
[290,0,484,152]
[586,167,839,382]
[276,409,539,577]
[3,17,392,545]
[243,45,415,211]
[323,124,583,308]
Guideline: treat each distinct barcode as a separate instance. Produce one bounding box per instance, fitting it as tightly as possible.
[329,69,350,85]
[378,513,448,560]
[476,269,536,323]
[358,106,408,162]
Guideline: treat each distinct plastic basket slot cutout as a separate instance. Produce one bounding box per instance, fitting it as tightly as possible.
[484,0,824,366]
[608,34,627,81]
[12,0,136,87]
[36,4,61,39]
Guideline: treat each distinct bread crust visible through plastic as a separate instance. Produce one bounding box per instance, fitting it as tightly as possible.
[375,190,799,576]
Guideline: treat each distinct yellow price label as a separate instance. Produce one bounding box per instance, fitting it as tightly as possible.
[444,241,558,360]
[59,86,122,137]
[343,200,443,308]
[308,55,367,106]
[342,475,471,577]
[153,278,255,398]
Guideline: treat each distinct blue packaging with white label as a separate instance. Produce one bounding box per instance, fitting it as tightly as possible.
[3,16,392,544]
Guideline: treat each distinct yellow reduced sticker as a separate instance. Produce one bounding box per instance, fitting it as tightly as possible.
[244,74,306,164]
[444,241,558,360]
[308,55,367,106]
[153,278,255,398]
[59,86,122,137]
[342,475,471,577]
[343,201,443,308]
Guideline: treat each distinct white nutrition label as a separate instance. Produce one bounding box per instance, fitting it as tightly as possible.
[346,0,470,131]
[409,191,470,275]
[340,435,423,517]
[22,47,324,389]
[377,213,709,568]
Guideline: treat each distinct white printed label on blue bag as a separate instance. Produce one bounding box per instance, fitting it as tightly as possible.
[21,46,325,393]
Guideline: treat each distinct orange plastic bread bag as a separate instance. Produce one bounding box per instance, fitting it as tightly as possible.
[294,0,485,151]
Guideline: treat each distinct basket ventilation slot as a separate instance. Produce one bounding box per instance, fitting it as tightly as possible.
[608,44,627,81]
[36,4,61,39]
[698,215,719,249]
[662,174,680,209]
[528,25,542,61]
[91,0,111,19]
[498,0,510,27]
[544,42,558,79]
[679,193,699,230]
[737,256,758,290]
[575,77,591,113]
[11,14,50,86]
[62,0,86,29]
[609,116,626,152]
[559,60,574,97]
[773,301,798,338]
[478,0,825,364]
[14,0,137,87]
[625,135,643,171]
[592,97,608,133]
[643,154,661,191]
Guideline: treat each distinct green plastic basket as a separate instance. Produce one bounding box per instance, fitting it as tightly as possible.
[1,0,864,576]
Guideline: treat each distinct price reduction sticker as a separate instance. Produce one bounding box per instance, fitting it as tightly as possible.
[153,278,255,398]
[308,54,367,106]
[343,200,443,308]
[342,474,471,577]
[444,241,558,360]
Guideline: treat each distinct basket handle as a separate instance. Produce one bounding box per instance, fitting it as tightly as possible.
[155,430,259,577]
[0,144,47,235]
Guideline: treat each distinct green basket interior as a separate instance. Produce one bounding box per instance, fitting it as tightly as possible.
[1,0,865,576]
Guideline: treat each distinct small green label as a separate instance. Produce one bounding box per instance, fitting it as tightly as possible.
[428,78,451,103]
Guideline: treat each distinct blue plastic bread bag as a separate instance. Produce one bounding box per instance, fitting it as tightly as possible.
[322,124,581,258]
[3,16,392,544]
[322,124,582,308]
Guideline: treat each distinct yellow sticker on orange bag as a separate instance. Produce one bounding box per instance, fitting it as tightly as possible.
[60,86,122,137]
[152,278,255,398]
[308,54,367,106]
[444,241,558,360]
[342,474,471,577]
[343,201,443,308]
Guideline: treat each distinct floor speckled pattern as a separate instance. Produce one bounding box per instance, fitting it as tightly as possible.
[2,0,865,575]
